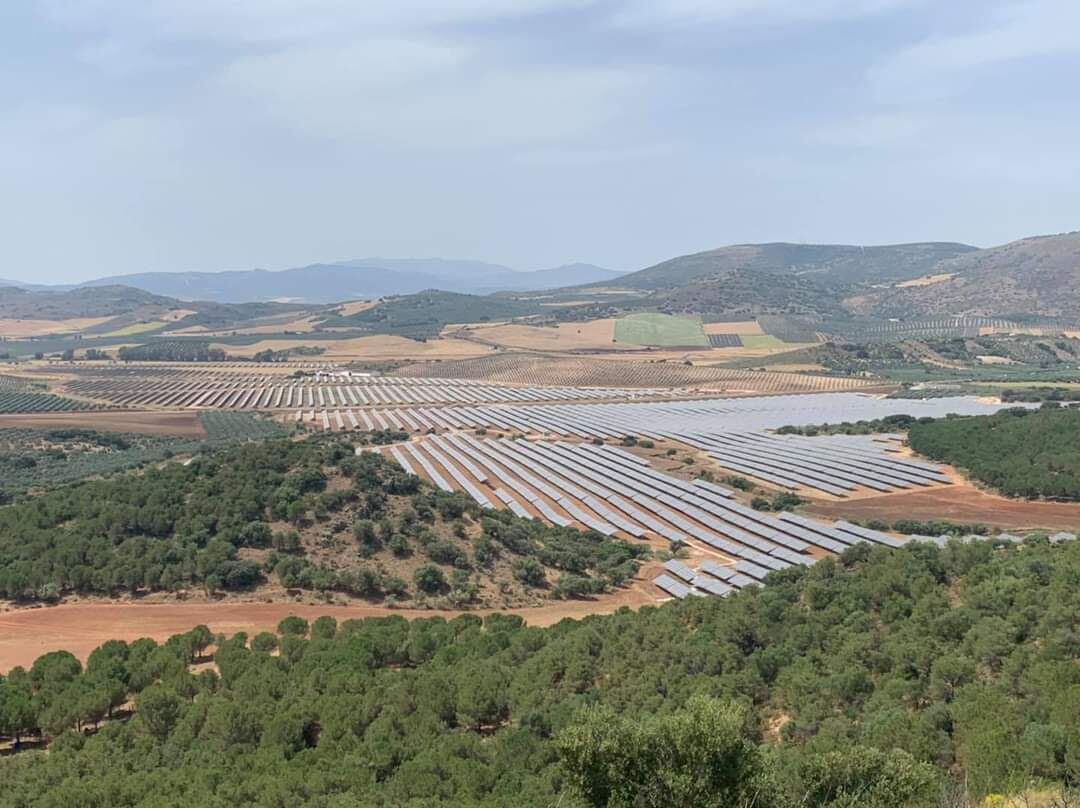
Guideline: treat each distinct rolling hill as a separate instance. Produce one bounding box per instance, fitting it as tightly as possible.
[600,242,977,291]
[0,285,180,320]
[562,241,979,320]
[853,231,1080,321]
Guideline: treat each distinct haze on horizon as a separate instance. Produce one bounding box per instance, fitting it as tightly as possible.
[2,0,1078,285]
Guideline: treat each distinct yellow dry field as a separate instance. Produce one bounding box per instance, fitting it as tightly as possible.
[336,300,377,316]
[0,316,115,338]
[100,321,165,338]
[703,320,764,335]
[161,308,198,322]
[460,319,623,351]
[976,355,1014,365]
[214,335,490,361]
[896,272,955,288]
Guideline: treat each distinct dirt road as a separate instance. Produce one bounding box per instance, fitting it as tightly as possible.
[0,584,661,672]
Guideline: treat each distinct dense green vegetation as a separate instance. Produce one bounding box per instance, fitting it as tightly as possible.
[2,540,1078,805]
[1000,386,1080,403]
[777,414,932,436]
[909,407,1080,499]
[0,438,641,604]
[320,291,545,339]
[117,341,226,362]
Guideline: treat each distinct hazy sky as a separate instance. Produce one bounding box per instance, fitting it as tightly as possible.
[3,0,1078,283]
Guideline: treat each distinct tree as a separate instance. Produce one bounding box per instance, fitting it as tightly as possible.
[136,685,182,741]
[277,616,309,637]
[0,681,36,745]
[557,695,776,808]
[794,747,940,807]
[413,565,447,595]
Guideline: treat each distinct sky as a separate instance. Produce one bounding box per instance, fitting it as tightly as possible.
[2,0,1079,284]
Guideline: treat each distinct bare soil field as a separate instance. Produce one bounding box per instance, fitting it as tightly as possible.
[0,410,208,437]
[703,321,764,335]
[807,483,1080,531]
[455,320,622,351]
[0,584,661,671]
[336,300,378,316]
[394,352,876,393]
[0,316,116,338]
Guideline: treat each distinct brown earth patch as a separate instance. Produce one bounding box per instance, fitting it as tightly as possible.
[0,410,208,438]
[806,483,1080,532]
[703,321,764,336]
[457,320,621,352]
[0,584,660,672]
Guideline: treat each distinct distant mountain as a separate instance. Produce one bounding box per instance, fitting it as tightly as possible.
[82,264,448,304]
[507,263,624,291]
[78,259,625,304]
[854,231,1080,321]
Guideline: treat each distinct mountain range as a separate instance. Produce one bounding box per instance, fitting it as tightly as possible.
[4,230,1079,324]
[1,259,624,303]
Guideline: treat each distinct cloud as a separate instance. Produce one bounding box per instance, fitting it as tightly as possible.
[39,0,597,43]
[868,0,1080,101]
[810,112,930,148]
[219,39,664,148]
[612,0,920,27]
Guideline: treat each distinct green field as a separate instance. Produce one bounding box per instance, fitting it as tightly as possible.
[613,313,709,347]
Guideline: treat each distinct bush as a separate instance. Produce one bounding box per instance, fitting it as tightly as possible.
[413,565,448,595]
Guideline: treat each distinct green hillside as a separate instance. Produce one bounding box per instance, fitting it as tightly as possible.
[2,540,1079,805]
[323,290,545,338]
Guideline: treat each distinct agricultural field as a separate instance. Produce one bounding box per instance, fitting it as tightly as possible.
[613,312,710,347]
[392,352,877,392]
[0,390,101,413]
[0,428,201,500]
[199,411,290,441]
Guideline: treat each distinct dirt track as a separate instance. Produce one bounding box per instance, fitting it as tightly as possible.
[0,584,662,672]
[807,484,1080,532]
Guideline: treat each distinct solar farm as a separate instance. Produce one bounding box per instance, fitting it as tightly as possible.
[3,359,1020,602]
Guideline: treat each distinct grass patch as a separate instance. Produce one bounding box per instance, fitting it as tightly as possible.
[613,313,709,347]
[100,321,166,338]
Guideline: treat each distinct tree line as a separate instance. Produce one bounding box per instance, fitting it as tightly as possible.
[908,406,1080,499]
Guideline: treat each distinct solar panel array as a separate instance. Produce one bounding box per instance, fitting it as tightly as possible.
[377,434,921,599]
[62,369,663,409]
[337,393,1010,495]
